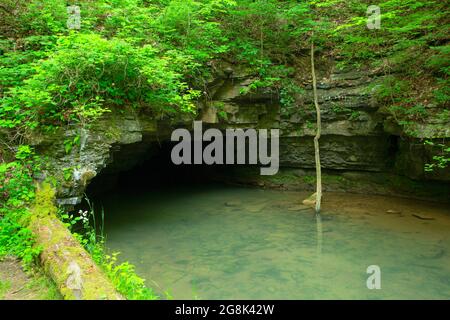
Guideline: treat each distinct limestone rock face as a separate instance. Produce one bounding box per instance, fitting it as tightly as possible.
[32,62,449,204]
[34,110,166,205]
[280,135,392,171]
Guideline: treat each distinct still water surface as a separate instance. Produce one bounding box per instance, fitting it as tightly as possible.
[95,184,450,299]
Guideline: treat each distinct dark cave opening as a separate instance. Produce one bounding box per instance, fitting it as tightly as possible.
[85,139,257,199]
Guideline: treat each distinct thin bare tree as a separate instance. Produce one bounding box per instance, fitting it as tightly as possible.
[310,39,322,214]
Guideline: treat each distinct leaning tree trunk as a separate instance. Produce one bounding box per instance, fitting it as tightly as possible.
[310,40,322,214]
[28,183,123,300]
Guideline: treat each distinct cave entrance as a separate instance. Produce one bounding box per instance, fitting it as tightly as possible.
[85,139,256,199]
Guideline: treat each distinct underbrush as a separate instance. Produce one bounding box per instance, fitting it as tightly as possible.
[1,145,159,300]
[61,199,159,300]
[0,146,41,269]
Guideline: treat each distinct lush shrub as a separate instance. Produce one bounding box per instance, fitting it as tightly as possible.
[0,146,41,269]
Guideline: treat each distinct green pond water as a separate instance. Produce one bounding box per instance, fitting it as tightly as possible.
[95,184,450,299]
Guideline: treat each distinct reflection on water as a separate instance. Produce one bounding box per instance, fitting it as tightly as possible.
[95,184,450,299]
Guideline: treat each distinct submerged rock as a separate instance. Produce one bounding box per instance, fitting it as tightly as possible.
[224,200,242,207]
[302,193,317,207]
[287,204,311,212]
[244,203,267,213]
[412,213,435,221]
[386,209,402,215]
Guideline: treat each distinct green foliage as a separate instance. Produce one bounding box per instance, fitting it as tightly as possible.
[62,168,73,182]
[0,280,11,299]
[1,1,241,139]
[0,147,42,269]
[1,146,38,207]
[424,140,450,172]
[63,136,80,155]
[280,80,305,117]
[100,252,159,300]
[329,0,449,127]
[0,215,41,268]
[1,1,448,137]
[1,33,202,137]
[0,0,320,140]
[61,198,159,300]
[373,75,430,125]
